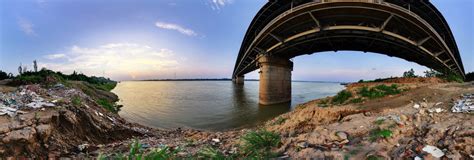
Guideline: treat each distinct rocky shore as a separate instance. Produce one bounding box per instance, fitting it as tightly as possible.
[0,78,472,159]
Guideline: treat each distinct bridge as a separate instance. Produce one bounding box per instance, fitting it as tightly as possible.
[232,0,465,105]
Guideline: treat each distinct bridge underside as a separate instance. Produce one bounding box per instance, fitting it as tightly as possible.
[233,1,464,105]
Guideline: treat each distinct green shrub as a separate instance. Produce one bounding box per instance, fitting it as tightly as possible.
[444,73,464,83]
[358,84,402,99]
[241,130,280,159]
[332,90,352,105]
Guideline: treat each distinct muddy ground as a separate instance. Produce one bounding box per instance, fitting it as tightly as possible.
[0,78,472,159]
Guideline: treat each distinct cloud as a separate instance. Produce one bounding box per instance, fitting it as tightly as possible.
[42,43,179,80]
[208,0,233,11]
[17,18,36,36]
[44,53,66,60]
[155,21,197,36]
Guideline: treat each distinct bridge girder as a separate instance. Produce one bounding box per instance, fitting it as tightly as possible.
[233,0,464,79]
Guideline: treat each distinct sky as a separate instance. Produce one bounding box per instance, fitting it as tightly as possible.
[0,0,472,82]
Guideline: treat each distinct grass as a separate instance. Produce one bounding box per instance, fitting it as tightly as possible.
[358,84,402,99]
[197,146,228,159]
[97,98,118,113]
[241,130,280,159]
[367,155,385,160]
[369,128,393,142]
[332,90,352,105]
[93,82,117,91]
[318,99,329,107]
[99,131,281,159]
[272,117,286,125]
[97,139,179,160]
[349,97,364,104]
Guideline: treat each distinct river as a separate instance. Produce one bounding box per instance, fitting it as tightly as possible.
[112,81,344,131]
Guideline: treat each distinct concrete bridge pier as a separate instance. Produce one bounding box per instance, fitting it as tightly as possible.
[233,75,245,84]
[258,55,293,105]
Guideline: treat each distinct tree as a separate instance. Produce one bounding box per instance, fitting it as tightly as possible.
[18,64,23,75]
[465,72,474,82]
[424,69,441,78]
[403,68,416,78]
[33,60,38,72]
[0,70,8,80]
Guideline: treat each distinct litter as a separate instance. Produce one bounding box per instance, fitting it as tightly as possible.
[413,104,420,109]
[212,138,221,143]
[0,85,56,117]
[452,94,474,113]
[428,108,444,113]
[422,145,444,158]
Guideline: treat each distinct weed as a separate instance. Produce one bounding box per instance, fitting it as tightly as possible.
[374,119,384,125]
[71,96,82,106]
[332,90,352,105]
[34,112,39,120]
[241,130,280,159]
[369,128,393,141]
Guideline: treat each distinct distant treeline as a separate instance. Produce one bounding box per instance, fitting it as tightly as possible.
[0,68,116,91]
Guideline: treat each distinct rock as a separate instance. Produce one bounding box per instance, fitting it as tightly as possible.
[2,127,37,143]
[420,102,428,108]
[35,124,52,142]
[0,124,10,134]
[296,141,309,148]
[422,145,444,158]
[335,131,348,141]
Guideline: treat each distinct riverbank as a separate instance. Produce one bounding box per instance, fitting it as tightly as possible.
[0,78,472,159]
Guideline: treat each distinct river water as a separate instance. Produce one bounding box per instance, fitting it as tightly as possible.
[112,81,344,131]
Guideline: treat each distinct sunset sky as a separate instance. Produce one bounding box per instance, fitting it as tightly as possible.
[1,0,473,82]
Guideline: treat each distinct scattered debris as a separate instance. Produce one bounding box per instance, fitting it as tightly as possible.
[376,115,402,125]
[78,144,89,152]
[422,145,444,158]
[211,138,220,143]
[413,104,420,109]
[0,86,56,117]
[428,108,444,113]
[451,94,474,113]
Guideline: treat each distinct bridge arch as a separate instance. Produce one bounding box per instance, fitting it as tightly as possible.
[233,0,464,105]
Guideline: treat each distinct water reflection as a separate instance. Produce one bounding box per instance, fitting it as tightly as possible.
[113,81,343,131]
